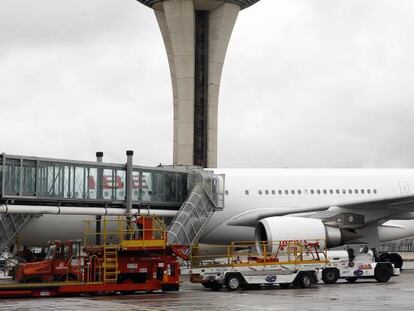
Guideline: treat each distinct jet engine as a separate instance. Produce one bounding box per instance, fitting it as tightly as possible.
[255,216,343,249]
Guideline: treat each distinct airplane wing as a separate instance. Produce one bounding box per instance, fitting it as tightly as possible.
[228,193,414,227]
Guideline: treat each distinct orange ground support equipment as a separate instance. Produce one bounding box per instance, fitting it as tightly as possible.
[16,240,82,283]
[0,215,182,298]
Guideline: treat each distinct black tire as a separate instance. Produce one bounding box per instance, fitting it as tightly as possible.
[388,253,403,270]
[299,273,312,288]
[374,263,392,283]
[119,277,137,295]
[322,268,339,284]
[210,282,223,291]
[279,283,290,289]
[162,284,179,292]
[225,274,242,291]
[60,274,77,282]
[345,277,357,283]
[201,282,211,289]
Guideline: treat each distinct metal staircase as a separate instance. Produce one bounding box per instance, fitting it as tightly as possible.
[167,169,225,247]
[0,213,32,255]
[103,245,118,283]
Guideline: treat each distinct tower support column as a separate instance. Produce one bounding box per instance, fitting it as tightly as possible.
[147,0,244,167]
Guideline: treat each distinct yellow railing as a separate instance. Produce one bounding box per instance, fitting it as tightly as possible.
[85,254,102,283]
[189,240,328,268]
[83,215,167,250]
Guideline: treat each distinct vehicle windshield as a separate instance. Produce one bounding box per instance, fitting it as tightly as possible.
[45,245,55,259]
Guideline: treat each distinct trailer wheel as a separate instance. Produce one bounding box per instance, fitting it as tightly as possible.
[374,263,392,283]
[279,283,290,289]
[210,281,223,291]
[225,274,242,291]
[201,282,211,289]
[388,253,403,270]
[345,277,357,283]
[299,273,312,288]
[60,274,77,282]
[162,284,179,292]
[322,268,339,284]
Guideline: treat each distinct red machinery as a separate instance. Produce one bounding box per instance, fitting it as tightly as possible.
[0,215,183,298]
[16,240,82,283]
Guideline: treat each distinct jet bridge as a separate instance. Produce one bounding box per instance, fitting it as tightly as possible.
[0,152,225,254]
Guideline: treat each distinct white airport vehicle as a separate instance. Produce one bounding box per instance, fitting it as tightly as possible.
[189,240,327,291]
[320,247,400,284]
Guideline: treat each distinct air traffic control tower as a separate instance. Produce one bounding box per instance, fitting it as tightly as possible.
[137,0,261,168]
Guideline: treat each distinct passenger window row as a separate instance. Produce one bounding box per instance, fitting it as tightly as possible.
[244,188,378,196]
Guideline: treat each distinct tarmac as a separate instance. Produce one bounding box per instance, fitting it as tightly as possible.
[1,262,414,311]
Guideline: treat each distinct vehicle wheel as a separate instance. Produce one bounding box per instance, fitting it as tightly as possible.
[210,282,223,291]
[119,277,136,295]
[60,274,77,282]
[279,283,290,289]
[225,275,242,291]
[322,269,339,284]
[299,273,312,288]
[374,263,392,283]
[388,253,403,270]
[162,284,179,292]
[201,282,211,289]
[345,277,357,283]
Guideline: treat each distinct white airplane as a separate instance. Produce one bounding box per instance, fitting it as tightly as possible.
[19,168,414,268]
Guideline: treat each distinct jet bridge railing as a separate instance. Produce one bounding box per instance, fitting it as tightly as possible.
[167,169,225,247]
[0,153,189,208]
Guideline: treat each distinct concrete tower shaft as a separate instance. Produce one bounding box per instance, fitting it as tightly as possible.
[137,0,261,167]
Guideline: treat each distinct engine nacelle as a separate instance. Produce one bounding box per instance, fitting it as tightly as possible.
[255,216,343,249]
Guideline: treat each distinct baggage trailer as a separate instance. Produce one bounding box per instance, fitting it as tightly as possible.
[320,248,400,284]
[0,215,182,298]
[190,240,329,291]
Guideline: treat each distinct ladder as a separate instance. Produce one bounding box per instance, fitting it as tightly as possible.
[167,170,225,248]
[0,213,32,255]
[103,245,118,283]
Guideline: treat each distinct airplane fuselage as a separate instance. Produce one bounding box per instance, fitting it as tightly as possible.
[19,168,414,247]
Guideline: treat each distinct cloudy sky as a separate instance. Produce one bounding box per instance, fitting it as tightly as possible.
[1,0,414,168]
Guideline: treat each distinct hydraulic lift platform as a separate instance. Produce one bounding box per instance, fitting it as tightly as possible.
[0,215,185,298]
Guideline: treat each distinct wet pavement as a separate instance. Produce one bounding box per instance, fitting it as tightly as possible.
[2,265,414,311]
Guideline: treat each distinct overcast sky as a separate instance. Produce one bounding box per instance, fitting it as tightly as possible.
[1,0,414,168]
